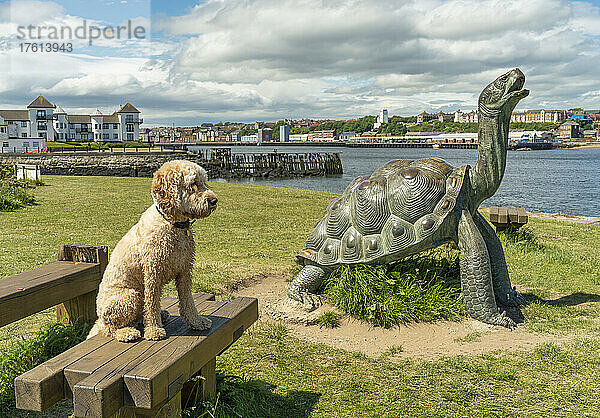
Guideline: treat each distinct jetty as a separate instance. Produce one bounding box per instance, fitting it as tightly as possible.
[205,148,343,177]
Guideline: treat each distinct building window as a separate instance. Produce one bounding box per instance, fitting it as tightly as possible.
[2,142,8,147]
[40,132,46,139]
[113,134,118,139]
[21,133,27,138]
[127,133,134,140]
[103,133,109,140]
[23,142,29,147]
[0,127,5,133]
[21,121,27,127]
[102,123,109,129]
[36,110,46,119]
[113,124,118,129]
[126,124,134,132]
[33,141,39,147]
[95,124,99,129]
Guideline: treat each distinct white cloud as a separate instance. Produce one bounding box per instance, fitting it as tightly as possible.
[2,0,600,123]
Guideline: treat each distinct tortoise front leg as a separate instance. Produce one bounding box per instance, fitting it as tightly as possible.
[458,210,516,329]
[287,264,327,310]
[474,211,528,308]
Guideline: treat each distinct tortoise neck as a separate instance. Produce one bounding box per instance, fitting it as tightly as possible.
[470,112,509,208]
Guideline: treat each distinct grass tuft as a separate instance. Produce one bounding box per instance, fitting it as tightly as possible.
[317,311,342,328]
[0,321,92,413]
[499,226,542,251]
[324,246,465,327]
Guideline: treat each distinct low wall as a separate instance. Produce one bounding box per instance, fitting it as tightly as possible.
[0,151,341,179]
[0,153,227,178]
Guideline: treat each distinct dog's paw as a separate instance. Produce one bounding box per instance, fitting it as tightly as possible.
[114,327,141,342]
[144,326,167,340]
[186,315,212,331]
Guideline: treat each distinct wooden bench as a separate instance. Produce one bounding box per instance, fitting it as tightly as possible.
[0,244,107,328]
[489,206,528,232]
[15,293,258,417]
[2,244,259,417]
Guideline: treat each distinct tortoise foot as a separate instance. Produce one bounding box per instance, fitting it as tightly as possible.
[287,286,323,311]
[486,311,517,330]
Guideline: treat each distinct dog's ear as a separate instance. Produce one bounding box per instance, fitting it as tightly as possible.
[151,166,181,219]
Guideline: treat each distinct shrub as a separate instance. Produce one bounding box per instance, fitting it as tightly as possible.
[0,163,37,211]
[324,246,465,327]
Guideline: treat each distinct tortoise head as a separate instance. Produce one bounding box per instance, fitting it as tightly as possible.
[478,68,529,118]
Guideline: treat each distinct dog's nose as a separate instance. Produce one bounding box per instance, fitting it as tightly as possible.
[208,197,218,207]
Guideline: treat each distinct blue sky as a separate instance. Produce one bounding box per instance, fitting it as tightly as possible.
[2,0,600,125]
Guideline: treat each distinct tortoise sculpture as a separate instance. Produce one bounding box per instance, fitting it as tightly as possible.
[288,68,529,329]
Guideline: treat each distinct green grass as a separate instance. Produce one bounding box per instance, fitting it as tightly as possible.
[317,311,342,329]
[324,246,464,327]
[0,322,91,414]
[2,175,600,416]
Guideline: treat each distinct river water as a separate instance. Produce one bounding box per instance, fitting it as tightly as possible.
[190,145,600,217]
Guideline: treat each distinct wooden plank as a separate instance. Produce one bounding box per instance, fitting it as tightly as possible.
[57,245,108,325]
[14,294,213,412]
[0,262,100,328]
[489,206,499,223]
[517,207,528,224]
[124,297,258,409]
[71,298,223,417]
[497,206,509,224]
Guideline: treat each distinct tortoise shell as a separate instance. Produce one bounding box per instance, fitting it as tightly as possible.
[297,158,468,266]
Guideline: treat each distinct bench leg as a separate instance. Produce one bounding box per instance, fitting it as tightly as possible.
[56,244,108,325]
[181,357,217,407]
[109,392,182,418]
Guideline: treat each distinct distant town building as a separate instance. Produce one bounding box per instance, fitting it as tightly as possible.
[373,109,389,129]
[557,120,582,139]
[454,110,478,123]
[289,133,309,142]
[308,130,335,141]
[279,125,290,142]
[257,128,273,143]
[339,131,358,141]
[0,96,142,143]
[511,109,566,123]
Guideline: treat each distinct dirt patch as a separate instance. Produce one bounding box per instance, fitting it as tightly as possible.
[232,273,569,360]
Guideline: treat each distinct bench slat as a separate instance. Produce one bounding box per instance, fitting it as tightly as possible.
[124,297,258,409]
[13,294,214,412]
[71,298,225,417]
[0,262,100,328]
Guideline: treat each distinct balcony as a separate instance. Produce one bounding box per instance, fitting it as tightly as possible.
[125,118,143,124]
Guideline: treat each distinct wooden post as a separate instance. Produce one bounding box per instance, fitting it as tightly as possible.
[111,392,182,418]
[181,357,217,408]
[56,244,108,325]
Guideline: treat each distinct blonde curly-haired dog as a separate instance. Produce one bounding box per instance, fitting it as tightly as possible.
[87,160,218,342]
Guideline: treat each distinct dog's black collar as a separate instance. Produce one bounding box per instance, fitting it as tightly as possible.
[155,205,195,229]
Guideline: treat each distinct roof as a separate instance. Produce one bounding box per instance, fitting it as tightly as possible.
[67,115,91,124]
[54,106,66,114]
[91,109,103,116]
[560,120,579,126]
[117,102,140,114]
[27,95,55,109]
[0,110,30,121]
[102,113,120,124]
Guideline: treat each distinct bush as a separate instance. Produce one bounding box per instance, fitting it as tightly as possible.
[324,245,465,327]
[0,163,37,211]
[0,322,92,413]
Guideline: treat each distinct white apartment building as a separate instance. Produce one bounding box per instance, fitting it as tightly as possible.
[0,96,142,143]
[373,109,389,129]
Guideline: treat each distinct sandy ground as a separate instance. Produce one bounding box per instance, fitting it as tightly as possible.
[232,273,569,360]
